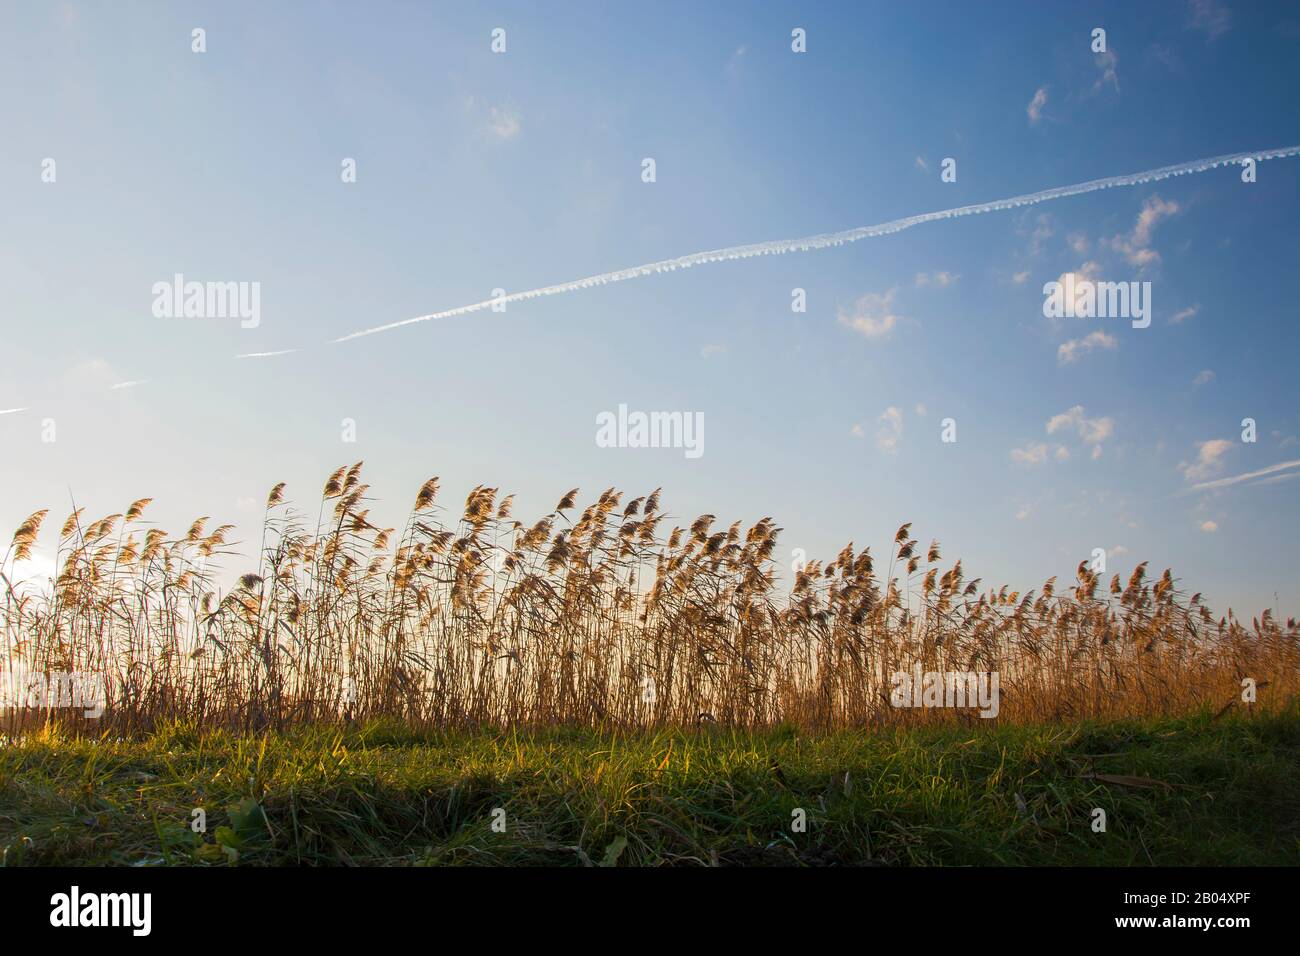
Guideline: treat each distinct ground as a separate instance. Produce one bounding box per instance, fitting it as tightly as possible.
[1,709,1297,866]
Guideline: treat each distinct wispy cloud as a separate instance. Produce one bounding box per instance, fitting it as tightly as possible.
[876,406,904,455]
[1170,304,1200,324]
[725,44,747,77]
[1193,369,1215,386]
[1026,86,1048,124]
[1105,195,1180,268]
[1180,438,1234,482]
[1043,261,1101,317]
[1011,442,1049,466]
[1022,213,1055,257]
[487,105,521,140]
[1092,50,1120,93]
[914,271,958,288]
[1046,405,1114,457]
[1187,0,1232,39]
[1058,329,1117,364]
[838,289,903,340]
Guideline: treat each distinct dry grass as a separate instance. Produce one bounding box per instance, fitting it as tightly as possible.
[2,463,1296,734]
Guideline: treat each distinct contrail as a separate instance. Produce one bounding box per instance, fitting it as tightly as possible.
[331,144,1300,345]
[1189,458,1300,492]
[236,349,299,359]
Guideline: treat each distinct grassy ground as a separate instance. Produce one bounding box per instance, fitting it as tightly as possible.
[1,708,1297,866]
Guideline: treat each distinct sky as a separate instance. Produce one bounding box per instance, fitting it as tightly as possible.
[1,0,1298,618]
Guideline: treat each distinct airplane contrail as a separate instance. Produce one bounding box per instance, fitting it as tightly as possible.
[330,144,1300,345]
[1189,458,1300,492]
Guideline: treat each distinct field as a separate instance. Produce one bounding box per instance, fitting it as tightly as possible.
[2,710,1297,866]
[3,469,1298,867]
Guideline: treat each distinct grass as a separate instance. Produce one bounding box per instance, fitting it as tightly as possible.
[2,708,1297,866]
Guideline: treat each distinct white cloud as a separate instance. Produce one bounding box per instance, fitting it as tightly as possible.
[1132,196,1180,247]
[1011,442,1049,466]
[1199,519,1218,533]
[1057,329,1118,364]
[876,406,904,455]
[1012,407,1114,465]
[700,344,727,358]
[914,155,929,171]
[1170,304,1199,324]
[1092,50,1120,93]
[1012,270,1031,284]
[850,423,865,439]
[487,105,521,140]
[1046,405,1115,454]
[1193,369,1215,386]
[1020,213,1055,257]
[1043,262,1102,317]
[1106,196,1180,268]
[915,271,958,288]
[1187,0,1231,39]
[838,289,903,340]
[1027,86,1048,124]
[726,45,747,77]
[1180,438,1233,482]
[61,357,119,392]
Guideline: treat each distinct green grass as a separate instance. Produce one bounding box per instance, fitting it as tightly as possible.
[2,709,1297,866]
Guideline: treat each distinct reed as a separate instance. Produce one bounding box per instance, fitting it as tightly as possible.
[2,464,1296,734]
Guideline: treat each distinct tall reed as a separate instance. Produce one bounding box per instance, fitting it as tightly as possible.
[2,464,1295,734]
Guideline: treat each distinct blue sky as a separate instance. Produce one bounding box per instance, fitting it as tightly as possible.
[2,0,1298,617]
